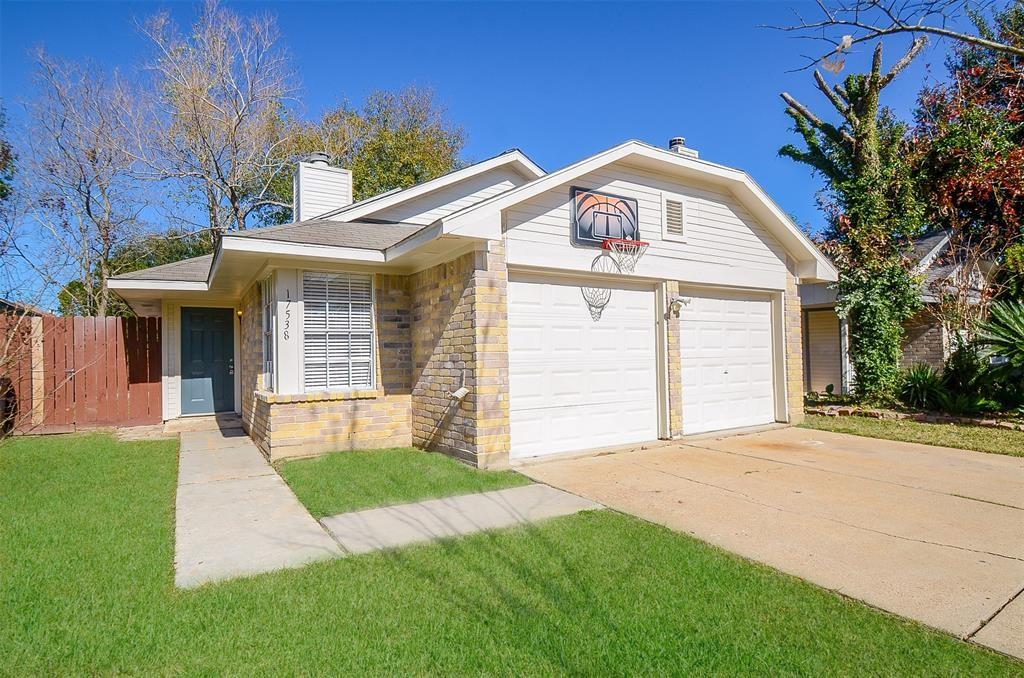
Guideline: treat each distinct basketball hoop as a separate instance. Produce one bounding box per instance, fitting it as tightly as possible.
[602,238,649,273]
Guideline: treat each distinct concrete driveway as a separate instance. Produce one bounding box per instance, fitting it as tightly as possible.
[519,426,1024,659]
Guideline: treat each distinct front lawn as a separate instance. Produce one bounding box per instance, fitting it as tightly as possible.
[2,434,1019,675]
[801,414,1024,457]
[277,447,532,517]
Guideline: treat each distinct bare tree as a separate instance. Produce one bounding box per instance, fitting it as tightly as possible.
[770,1,1024,72]
[24,51,146,318]
[136,0,298,232]
[922,233,1007,343]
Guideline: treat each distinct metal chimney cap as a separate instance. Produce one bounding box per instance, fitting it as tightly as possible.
[305,151,331,165]
[669,137,686,152]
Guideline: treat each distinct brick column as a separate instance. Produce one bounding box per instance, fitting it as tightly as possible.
[785,263,805,424]
[410,240,511,468]
[666,281,684,437]
[471,240,511,468]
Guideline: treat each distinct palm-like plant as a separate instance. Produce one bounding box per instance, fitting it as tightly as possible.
[976,301,1024,376]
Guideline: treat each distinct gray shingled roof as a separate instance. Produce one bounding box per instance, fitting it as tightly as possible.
[910,231,950,262]
[113,220,430,283]
[228,219,426,249]
[923,262,956,290]
[113,254,213,282]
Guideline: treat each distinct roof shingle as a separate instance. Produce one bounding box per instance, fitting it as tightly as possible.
[113,254,213,282]
[228,219,426,250]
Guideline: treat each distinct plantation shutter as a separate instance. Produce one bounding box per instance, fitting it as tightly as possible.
[302,272,375,391]
[665,199,684,236]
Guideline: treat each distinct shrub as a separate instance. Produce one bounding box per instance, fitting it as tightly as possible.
[934,391,999,417]
[941,343,989,398]
[975,300,1024,412]
[976,300,1024,375]
[899,363,942,410]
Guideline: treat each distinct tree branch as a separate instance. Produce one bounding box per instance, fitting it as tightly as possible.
[780,92,855,145]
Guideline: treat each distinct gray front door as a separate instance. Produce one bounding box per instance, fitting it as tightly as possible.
[181,307,235,415]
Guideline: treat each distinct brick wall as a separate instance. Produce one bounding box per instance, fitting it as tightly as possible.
[409,241,511,468]
[254,391,411,461]
[785,264,805,425]
[239,282,270,454]
[901,310,946,370]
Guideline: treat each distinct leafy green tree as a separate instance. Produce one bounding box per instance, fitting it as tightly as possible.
[780,41,928,401]
[259,87,464,225]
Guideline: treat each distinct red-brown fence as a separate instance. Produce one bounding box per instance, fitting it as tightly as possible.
[0,316,161,434]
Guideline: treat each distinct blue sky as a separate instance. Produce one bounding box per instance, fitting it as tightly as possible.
[1,1,956,234]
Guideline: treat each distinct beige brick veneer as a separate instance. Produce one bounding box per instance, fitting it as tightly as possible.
[785,262,805,425]
[239,283,270,451]
[900,310,946,370]
[666,281,684,437]
[410,241,511,468]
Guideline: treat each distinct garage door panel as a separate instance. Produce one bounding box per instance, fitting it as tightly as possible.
[681,291,777,435]
[509,277,658,459]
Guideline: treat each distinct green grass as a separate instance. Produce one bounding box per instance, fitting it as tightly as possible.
[277,446,532,517]
[801,414,1024,457]
[2,434,1020,675]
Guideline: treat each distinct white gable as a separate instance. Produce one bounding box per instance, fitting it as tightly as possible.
[367,165,528,226]
[503,160,791,289]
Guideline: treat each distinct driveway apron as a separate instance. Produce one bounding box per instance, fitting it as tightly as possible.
[520,426,1024,659]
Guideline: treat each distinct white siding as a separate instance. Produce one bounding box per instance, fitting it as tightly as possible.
[368,166,526,225]
[162,301,180,420]
[504,161,789,288]
[294,163,353,221]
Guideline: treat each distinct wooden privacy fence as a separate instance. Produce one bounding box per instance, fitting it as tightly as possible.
[0,316,161,434]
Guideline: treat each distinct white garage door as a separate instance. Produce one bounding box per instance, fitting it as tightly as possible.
[508,275,659,459]
[681,290,777,434]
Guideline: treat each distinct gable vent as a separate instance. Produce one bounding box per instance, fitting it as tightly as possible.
[665,199,684,236]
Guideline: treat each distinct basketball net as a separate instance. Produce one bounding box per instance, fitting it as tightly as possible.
[602,238,649,274]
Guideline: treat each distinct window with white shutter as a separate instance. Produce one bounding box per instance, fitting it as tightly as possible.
[662,192,687,242]
[302,272,375,391]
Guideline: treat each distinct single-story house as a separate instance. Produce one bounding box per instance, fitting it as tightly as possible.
[110,138,837,467]
[800,230,988,394]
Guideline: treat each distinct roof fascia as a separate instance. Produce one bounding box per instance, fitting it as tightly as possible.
[108,279,208,292]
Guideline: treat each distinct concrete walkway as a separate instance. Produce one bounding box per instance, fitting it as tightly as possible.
[321,484,603,554]
[174,426,601,588]
[175,426,342,588]
[521,426,1024,660]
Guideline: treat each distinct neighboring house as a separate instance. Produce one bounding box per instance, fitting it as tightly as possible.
[0,298,51,316]
[110,139,837,466]
[800,231,988,394]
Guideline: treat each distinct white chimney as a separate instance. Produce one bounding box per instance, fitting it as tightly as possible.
[668,136,699,159]
[292,152,353,221]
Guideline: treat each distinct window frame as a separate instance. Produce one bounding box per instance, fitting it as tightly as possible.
[661,191,688,243]
[299,270,377,393]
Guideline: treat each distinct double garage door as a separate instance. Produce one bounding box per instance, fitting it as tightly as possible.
[507,276,778,459]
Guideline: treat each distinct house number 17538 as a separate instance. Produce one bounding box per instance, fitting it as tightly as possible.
[283,290,292,340]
